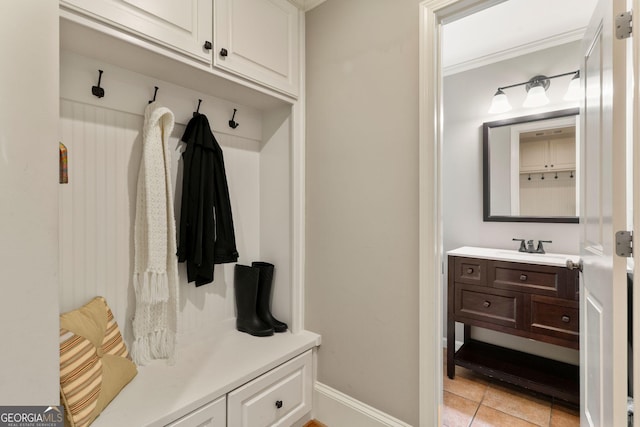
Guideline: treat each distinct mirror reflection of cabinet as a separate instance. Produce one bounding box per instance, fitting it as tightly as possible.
[519,127,576,173]
[483,108,579,223]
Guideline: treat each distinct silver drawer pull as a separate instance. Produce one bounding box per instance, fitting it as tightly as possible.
[466,267,474,274]
[483,301,491,308]
[519,274,528,281]
[561,315,570,323]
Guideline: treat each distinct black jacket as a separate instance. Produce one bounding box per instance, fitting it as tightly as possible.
[177,113,239,286]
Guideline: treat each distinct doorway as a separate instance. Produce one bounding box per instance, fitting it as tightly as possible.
[417,0,612,425]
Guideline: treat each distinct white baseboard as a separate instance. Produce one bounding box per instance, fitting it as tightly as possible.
[313,382,412,427]
[442,337,463,351]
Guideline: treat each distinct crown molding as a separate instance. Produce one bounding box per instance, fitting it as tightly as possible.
[289,0,326,11]
[443,27,585,76]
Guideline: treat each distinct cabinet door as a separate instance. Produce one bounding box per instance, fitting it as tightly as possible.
[60,0,212,63]
[214,0,300,97]
[166,396,226,427]
[548,136,576,171]
[227,350,312,427]
[519,139,549,172]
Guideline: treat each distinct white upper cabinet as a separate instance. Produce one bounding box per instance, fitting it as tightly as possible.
[61,0,213,63]
[519,127,576,173]
[214,0,300,97]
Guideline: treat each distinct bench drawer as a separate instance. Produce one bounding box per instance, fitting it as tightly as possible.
[166,396,226,427]
[227,350,312,427]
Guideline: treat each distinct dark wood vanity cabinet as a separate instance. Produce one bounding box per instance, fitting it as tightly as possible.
[447,255,580,404]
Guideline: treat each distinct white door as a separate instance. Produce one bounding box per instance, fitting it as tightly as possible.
[579,0,630,424]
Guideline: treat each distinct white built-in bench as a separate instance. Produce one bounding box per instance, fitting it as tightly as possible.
[92,330,321,427]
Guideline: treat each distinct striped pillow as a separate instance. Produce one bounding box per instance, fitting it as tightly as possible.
[59,297,137,427]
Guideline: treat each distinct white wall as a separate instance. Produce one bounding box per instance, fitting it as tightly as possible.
[305,0,421,425]
[443,41,582,363]
[0,2,60,405]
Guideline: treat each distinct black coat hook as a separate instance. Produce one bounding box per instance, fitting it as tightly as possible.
[149,86,159,104]
[193,99,202,117]
[92,69,105,98]
[229,108,239,129]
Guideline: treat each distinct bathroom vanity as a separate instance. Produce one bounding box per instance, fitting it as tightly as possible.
[447,246,580,404]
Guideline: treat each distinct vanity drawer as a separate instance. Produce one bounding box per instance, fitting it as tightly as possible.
[529,295,579,345]
[453,257,487,286]
[454,284,522,329]
[491,261,563,297]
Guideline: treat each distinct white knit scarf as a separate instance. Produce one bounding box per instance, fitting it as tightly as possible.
[132,102,179,365]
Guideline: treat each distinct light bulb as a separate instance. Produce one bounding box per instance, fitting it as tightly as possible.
[523,84,549,108]
[488,89,512,114]
[564,72,581,101]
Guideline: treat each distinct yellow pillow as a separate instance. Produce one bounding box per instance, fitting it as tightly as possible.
[59,297,137,427]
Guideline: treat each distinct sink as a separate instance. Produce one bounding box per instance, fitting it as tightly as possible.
[493,250,571,264]
[448,246,579,267]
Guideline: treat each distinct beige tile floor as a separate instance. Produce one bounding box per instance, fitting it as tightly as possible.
[443,359,580,427]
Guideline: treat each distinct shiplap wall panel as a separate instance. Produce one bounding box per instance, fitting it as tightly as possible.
[59,98,262,345]
[519,171,577,217]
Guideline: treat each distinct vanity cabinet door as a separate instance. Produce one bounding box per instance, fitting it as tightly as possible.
[60,0,213,63]
[213,0,300,97]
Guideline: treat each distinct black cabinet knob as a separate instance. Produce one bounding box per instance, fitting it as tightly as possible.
[203,41,212,50]
[275,400,283,409]
[220,48,228,57]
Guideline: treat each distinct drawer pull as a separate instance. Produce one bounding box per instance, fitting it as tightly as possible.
[561,315,571,323]
[519,274,528,281]
[275,400,283,409]
[466,267,474,274]
[483,301,491,308]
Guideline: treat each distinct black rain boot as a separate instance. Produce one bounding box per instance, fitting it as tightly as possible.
[252,261,288,333]
[234,264,274,337]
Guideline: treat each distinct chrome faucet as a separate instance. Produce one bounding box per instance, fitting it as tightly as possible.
[513,238,552,254]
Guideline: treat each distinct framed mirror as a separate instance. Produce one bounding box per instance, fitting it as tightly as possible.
[483,108,579,223]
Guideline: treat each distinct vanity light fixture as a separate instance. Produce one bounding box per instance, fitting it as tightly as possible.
[563,71,581,101]
[488,70,580,114]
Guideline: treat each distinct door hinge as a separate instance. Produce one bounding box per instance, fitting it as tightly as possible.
[615,230,633,257]
[616,11,632,40]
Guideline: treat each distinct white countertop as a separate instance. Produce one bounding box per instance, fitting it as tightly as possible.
[448,246,580,267]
